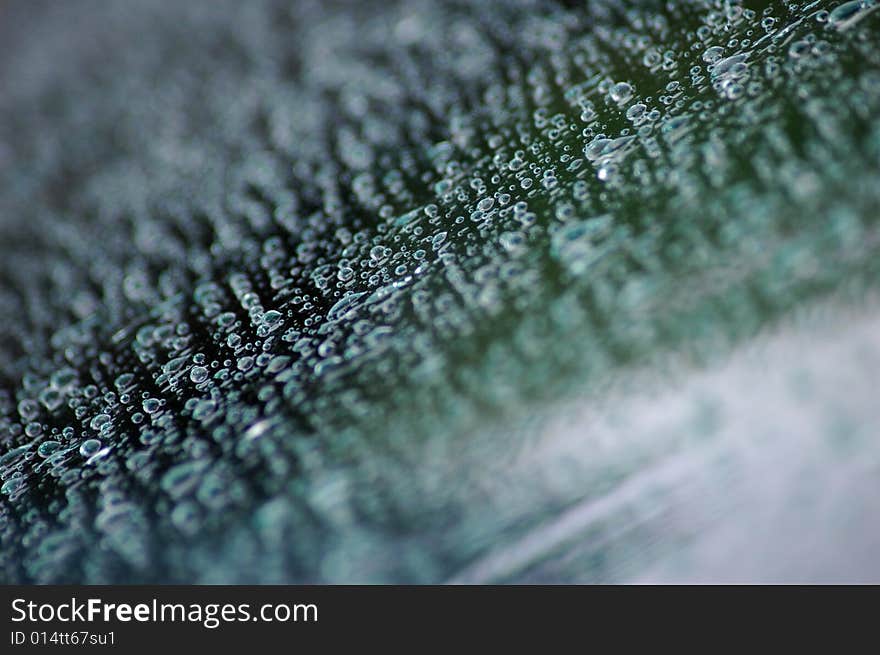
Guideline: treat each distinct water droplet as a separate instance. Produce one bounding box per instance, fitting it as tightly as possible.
[609,82,633,104]
[1,478,23,496]
[50,368,77,389]
[163,356,188,376]
[89,413,111,431]
[266,356,290,373]
[477,197,495,211]
[143,398,161,414]
[500,231,527,255]
[39,388,64,411]
[115,373,135,390]
[37,441,61,458]
[829,1,871,27]
[0,446,29,466]
[626,103,647,121]
[189,366,209,384]
[262,310,283,325]
[192,399,217,421]
[79,439,102,458]
[370,245,389,261]
[17,399,39,421]
[702,46,724,63]
[327,292,366,322]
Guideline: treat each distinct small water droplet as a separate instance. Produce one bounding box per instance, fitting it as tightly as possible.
[702,46,724,63]
[79,439,102,458]
[189,366,209,384]
[1,477,23,495]
[609,82,633,104]
[89,413,111,431]
[37,441,61,458]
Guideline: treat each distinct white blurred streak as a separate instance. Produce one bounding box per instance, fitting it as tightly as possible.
[450,299,880,583]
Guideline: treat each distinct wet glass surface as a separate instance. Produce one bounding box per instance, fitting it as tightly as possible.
[1,0,879,583]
